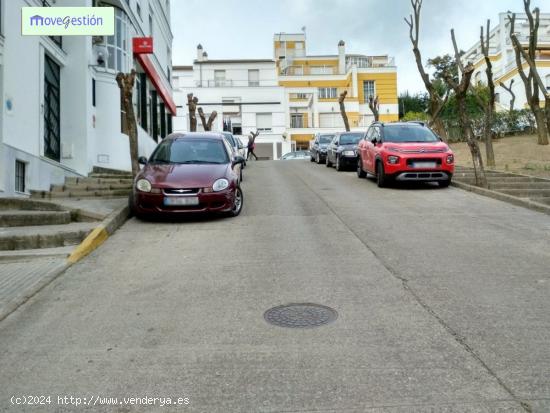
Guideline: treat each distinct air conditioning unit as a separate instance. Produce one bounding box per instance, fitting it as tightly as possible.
[92,36,105,45]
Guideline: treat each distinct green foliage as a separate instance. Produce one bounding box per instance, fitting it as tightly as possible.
[401,111,430,122]
[398,92,428,118]
[427,54,459,84]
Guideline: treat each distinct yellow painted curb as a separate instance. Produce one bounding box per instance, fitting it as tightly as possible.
[67,225,109,264]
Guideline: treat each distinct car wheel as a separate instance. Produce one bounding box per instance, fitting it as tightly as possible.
[335,156,342,171]
[227,186,243,217]
[438,180,450,188]
[376,160,388,188]
[357,157,366,178]
[326,154,332,167]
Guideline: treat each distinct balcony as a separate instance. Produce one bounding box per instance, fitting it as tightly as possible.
[195,79,277,87]
[281,65,336,76]
[42,0,62,48]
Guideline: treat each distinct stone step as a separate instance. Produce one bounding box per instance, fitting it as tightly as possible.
[51,183,132,192]
[0,222,97,251]
[497,189,550,197]
[0,210,72,227]
[91,166,132,176]
[31,189,131,199]
[0,246,74,261]
[488,182,550,190]
[88,173,133,180]
[529,197,550,206]
[65,177,134,185]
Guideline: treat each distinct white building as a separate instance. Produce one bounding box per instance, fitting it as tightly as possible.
[172,47,292,160]
[463,12,550,111]
[0,0,174,197]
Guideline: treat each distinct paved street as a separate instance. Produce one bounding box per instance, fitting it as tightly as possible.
[0,160,549,412]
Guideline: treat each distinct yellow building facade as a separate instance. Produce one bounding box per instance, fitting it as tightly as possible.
[274,33,398,148]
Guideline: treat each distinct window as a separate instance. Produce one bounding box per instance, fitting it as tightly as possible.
[363,80,375,101]
[214,70,226,87]
[105,8,130,72]
[149,13,153,36]
[15,160,26,193]
[248,69,260,87]
[92,79,96,107]
[291,113,304,128]
[44,54,61,162]
[318,87,337,99]
[256,113,272,131]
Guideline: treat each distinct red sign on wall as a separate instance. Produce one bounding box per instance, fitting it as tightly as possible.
[133,37,153,54]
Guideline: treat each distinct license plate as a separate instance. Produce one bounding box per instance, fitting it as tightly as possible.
[412,162,437,169]
[163,196,199,206]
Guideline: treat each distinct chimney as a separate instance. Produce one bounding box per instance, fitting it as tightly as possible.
[196,44,203,61]
[202,51,208,61]
[338,40,345,74]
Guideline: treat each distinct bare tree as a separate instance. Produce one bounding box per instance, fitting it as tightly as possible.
[368,95,380,122]
[338,90,350,131]
[508,7,549,145]
[445,29,487,187]
[404,0,448,139]
[499,79,516,114]
[478,19,496,167]
[116,69,139,177]
[197,107,218,131]
[187,93,199,132]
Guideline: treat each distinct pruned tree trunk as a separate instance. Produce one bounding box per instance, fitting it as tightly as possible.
[368,95,380,122]
[404,0,447,139]
[500,79,516,114]
[197,107,218,131]
[508,7,549,145]
[480,20,496,167]
[116,69,139,177]
[187,93,198,132]
[448,29,487,187]
[338,90,350,131]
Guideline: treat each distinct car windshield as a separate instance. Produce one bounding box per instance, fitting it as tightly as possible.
[339,133,363,145]
[222,133,236,147]
[149,139,229,164]
[384,126,439,143]
[319,135,334,144]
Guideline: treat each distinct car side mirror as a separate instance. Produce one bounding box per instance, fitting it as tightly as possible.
[138,156,148,165]
[233,155,245,166]
[371,138,377,144]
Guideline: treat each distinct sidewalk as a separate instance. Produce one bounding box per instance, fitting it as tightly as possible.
[0,197,128,322]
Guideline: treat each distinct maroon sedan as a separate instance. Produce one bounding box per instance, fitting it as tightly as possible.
[130,132,245,218]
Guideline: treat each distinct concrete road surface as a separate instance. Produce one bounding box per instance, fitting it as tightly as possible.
[0,160,549,412]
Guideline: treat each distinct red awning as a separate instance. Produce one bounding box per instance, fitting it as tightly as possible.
[135,54,176,116]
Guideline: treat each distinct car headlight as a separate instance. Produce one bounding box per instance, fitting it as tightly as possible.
[343,150,356,156]
[387,155,400,164]
[212,178,229,192]
[136,179,152,192]
[446,154,454,164]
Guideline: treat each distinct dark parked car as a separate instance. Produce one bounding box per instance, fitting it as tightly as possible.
[325,131,365,171]
[310,133,335,164]
[130,132,245,218]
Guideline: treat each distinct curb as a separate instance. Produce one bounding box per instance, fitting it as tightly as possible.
[67,204,130,264]
[451,180,550,216]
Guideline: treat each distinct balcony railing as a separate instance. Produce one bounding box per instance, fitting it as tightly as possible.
[195,79,277,87]
[281,65,336,76]
[42,0,62,48]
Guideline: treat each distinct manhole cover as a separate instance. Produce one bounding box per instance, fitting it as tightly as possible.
[264,303,338,328]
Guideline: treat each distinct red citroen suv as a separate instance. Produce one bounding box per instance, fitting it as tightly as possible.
[356,122,454,187]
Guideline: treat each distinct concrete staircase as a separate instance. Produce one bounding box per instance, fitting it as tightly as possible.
[453,166,550,206]
[31,168,133,200]
[0,198,99,259]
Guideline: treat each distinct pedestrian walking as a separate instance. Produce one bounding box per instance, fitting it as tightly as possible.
[247,131,259,161]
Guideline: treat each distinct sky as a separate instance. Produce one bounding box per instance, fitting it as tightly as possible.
[170,0,546,95]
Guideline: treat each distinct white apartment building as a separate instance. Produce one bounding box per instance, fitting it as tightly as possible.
[463,12,550,111]
[172,47,291,160]
[0,0,174,197]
